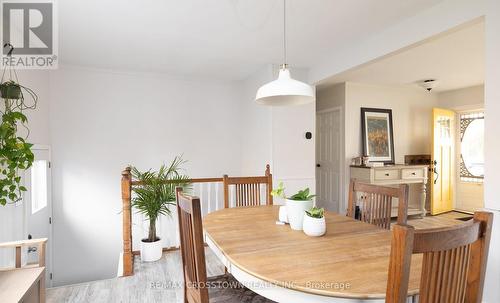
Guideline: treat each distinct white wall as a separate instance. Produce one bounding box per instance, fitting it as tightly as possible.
[437,84,484,110]
[437,85,484,212]
[271,67,316,204]
[239,66,273,175]
[483,0,500,300]
[239,65,316,205]
[48,67,243,285]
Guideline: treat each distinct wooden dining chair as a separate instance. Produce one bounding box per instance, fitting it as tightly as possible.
[347,179,409,229]
[223,164,273,208]
[386,211,493,303]
[176,188,274,303]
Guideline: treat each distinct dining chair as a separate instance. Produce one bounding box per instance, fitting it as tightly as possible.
[223,164,273,208]
[347,179,409,229]
[386,211,493,303]
[176,188,274,303]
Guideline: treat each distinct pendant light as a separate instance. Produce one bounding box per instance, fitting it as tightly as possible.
[255,0,315,106]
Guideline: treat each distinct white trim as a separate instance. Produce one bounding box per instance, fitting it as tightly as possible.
[117,252,123,277]
[317,106,342,114]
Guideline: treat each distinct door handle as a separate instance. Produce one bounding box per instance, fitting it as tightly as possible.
[433,160,439,184]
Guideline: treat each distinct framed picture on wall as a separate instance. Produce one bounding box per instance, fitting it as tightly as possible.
[361,107,395,164]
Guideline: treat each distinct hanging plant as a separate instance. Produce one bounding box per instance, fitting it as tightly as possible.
[0,44,38,205]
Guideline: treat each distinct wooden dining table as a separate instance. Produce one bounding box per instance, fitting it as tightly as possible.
[203,205,422,303]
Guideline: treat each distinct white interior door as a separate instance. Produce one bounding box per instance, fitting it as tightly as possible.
[24,146,52,285]
[316,108,342,212]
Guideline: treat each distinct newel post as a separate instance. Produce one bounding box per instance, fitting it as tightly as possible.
[121,167,133,276]
[265,164,273,205]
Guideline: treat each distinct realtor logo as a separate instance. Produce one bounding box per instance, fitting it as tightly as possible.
[1,0,58,69]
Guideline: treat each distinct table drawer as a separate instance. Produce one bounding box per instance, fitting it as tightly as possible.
[402,168,424,179]
[374,169,399,180]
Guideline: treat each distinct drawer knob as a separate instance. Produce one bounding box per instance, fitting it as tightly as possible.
[385,173,390,176]
[411,172,416,175]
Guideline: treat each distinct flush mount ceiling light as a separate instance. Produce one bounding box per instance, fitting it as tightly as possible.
[418,79,439,92]
[255,0,315,106]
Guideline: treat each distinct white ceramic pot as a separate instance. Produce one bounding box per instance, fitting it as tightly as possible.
[303,215,326,237]
[286,199,313,230]
[278,205,288,223]
[140,238,162,262]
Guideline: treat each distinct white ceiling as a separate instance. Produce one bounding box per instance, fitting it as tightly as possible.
[58,0,444,80]
[317,20,485,92]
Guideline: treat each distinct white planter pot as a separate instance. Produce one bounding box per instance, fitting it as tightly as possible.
[278,205,288,223]
[140,238,162,262]
[303,215,326,237]
[286,199,313,230]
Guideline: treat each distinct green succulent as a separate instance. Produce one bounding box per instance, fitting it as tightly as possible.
[289,188,316,201]
[306,207,324,218]
[271,181,316,201]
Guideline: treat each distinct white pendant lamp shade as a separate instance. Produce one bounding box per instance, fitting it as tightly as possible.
[255,68,315,106]
[255,0,315,106]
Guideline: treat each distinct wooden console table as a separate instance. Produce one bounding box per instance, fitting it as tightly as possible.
[350,164,428,217]
[0,238,47,303]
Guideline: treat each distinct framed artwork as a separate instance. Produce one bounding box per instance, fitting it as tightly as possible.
[361,108,395,164]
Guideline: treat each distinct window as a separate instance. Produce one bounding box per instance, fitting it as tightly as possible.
[460,111,484,182]
[31,160,48,214]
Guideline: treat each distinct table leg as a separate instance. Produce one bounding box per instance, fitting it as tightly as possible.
[420,181,427,218]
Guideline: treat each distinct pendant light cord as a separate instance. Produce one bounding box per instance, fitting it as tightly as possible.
[282,0,287,69]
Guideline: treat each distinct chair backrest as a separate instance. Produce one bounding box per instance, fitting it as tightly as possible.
[347,179,409,229]
[176,188,209,303]
[223,164,273,208]
[386,211,493,303]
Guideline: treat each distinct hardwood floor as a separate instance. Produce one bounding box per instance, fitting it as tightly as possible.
[47,211,472,303]
[47,248,225,303]
[406,211,473,229]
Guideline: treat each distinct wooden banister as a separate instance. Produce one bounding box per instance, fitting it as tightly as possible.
[120,165,272,277]
[121,167,133,276]
[265,164,273,205]
[131,177,223,186]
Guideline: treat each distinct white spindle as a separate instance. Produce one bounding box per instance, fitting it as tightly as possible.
[199,183,204,215]
[207,183,212,213]
[215,183,220,211]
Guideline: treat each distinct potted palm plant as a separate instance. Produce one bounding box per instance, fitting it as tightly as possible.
[272,182,315,230]
[131,156,190,262]
[303,207,326,237]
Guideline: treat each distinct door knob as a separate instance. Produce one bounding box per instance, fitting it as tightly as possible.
[433,160,439,184]
[316,164,321,167]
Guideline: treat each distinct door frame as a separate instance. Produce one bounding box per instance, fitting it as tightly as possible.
[24,144,53,286]
[316,106,344,213]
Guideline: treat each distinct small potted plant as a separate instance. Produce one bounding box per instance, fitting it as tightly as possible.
[0,80,22,99]
[303,207,326,237]
[131,156,190,262]
[272,182,315,231]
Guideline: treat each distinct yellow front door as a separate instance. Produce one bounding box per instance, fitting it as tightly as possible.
[431,108,455,215]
